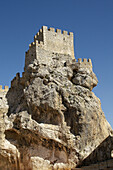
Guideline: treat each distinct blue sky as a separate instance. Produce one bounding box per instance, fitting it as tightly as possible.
[0,0,113,128]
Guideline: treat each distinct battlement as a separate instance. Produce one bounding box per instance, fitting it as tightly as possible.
[76,58,92,65]
[69,58,92,71]
[0,85,9,92]
[29,40,44,48]
[34,26,73,42]
[71,58,92,65]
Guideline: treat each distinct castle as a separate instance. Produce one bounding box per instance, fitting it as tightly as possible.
[1,26,93,89]
[25,26,92,69]
[0,26,113,170]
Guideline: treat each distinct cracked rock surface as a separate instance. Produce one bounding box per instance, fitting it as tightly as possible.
[0,53,112,170]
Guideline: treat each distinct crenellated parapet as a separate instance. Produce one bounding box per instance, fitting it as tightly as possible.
[34,26,74,42]
[69,58,92,72]
[73,58,92,65]
[77,58,92,66]
[29,40,44,49]
[0,85,9,92]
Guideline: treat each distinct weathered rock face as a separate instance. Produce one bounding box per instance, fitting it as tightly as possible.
[0,91,20,170]
[0,91,8,146]
[0,26,112,169]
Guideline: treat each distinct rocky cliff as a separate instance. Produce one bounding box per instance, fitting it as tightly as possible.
[0,26,112,170]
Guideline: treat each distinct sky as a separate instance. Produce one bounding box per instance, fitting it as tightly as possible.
[0,0,113,128]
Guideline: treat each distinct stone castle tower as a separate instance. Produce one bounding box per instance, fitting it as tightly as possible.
[25,26,75,68]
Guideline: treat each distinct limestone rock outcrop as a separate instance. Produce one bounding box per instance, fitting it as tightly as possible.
[0,26,112,170]
[0,91,20,170]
